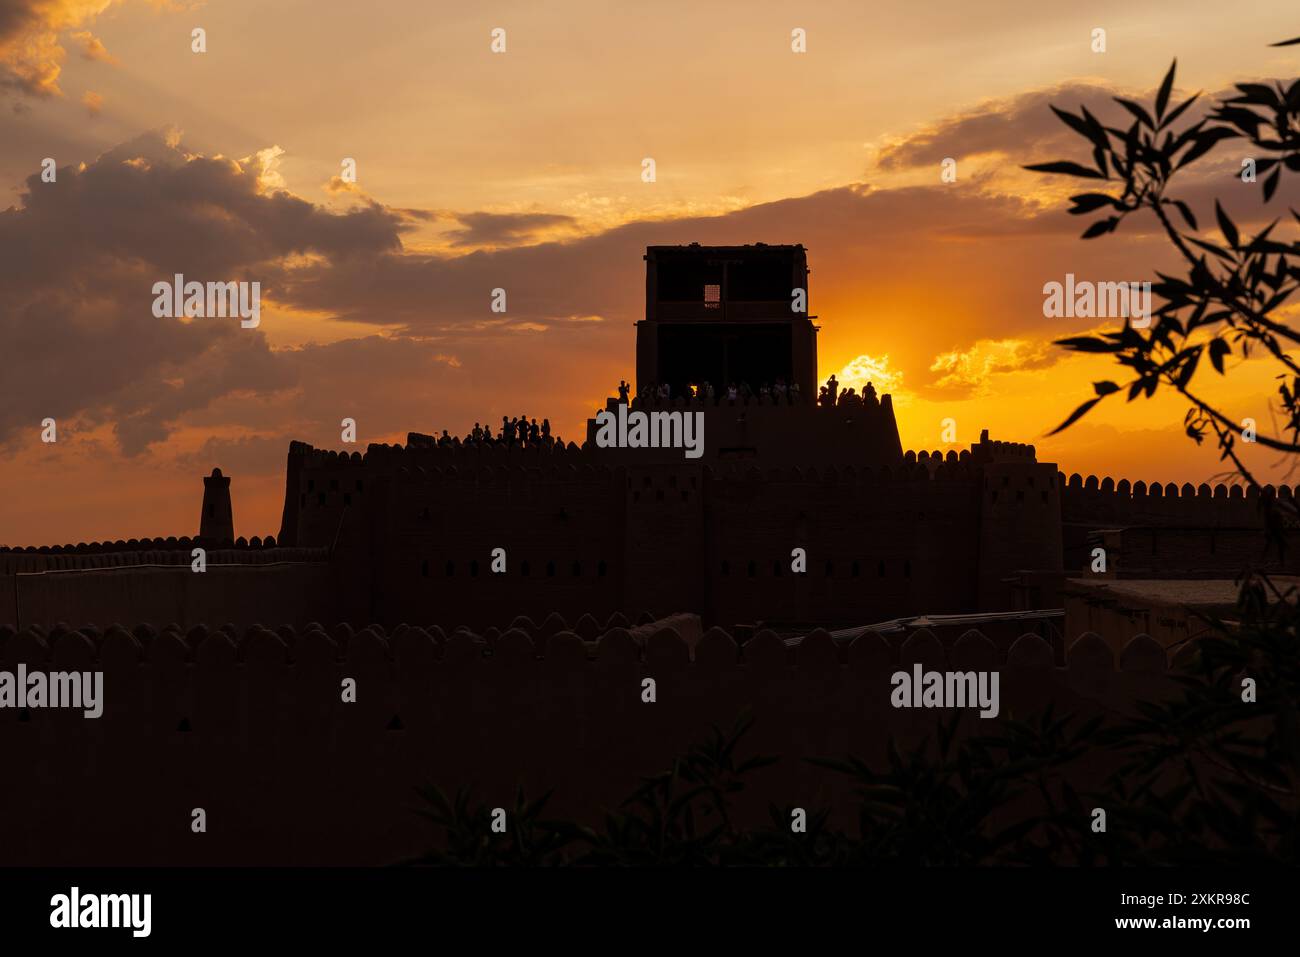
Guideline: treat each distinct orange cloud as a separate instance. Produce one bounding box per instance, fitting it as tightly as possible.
[838,354,905,400]
[0,0,119,97]
[69,28,117,63]
[928,338,1054,396]
[324,175,360,194]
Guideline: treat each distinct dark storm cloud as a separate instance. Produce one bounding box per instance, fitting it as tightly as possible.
[0,129,408,451]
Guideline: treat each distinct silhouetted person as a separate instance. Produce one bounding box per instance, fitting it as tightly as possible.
[826,374,839,406]
[618,379,630,403]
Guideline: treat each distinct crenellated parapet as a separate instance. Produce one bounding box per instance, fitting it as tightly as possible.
[289,441,1056,493]
[1060,472,1287,528]
[0,535,310,560]
[0,543,328,576]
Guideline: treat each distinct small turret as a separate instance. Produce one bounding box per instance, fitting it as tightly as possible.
[200,468,234,542]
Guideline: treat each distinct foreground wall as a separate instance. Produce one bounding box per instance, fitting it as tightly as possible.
[0,617,1175,865]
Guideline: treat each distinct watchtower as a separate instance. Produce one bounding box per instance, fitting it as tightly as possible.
[637,244,817,396]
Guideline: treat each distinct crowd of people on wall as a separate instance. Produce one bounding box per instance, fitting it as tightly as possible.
[423,375,884,451]
[615,375,880,409]
[817,375,880,409]
[431,416,563,450]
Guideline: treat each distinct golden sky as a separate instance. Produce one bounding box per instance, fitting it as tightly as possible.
[1,0,1298,543]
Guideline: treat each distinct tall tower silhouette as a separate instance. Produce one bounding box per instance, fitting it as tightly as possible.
[200,467,235,542]
[637,244,817,397]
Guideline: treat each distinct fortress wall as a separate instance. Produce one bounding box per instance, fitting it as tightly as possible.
[286,440,602,548]
[374,462,626,629]
[0,620,1179,866]
[915,462,986,610]
[3,561,333,631]
[3,444,1068,631]
[1092,525,1300,578]
[0,543,331,628]
[704,462,983,624]
[277,448,1056,627]
[978,462,1065,609]
[587,395,905,466]
[1060,472,1285,528]
[623,465,705,619]
[286,447,373,548]
[656,397,902,464]
[360,458,1002,629]
[0,541,324,573]
[1060,474,1297,576]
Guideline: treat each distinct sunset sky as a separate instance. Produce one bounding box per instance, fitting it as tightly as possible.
[2,0,1298,543]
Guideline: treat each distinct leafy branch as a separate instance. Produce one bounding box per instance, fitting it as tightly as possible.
[1025,54,1300,490]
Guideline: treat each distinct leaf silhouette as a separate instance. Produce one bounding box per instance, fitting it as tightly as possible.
[1156,59,1177,120]
[1214,199,1239,248]
[1047,396,1102,435]
[1023,160,1105,179]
